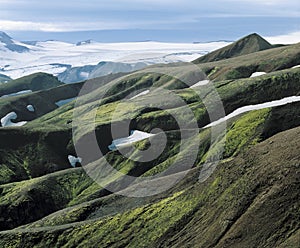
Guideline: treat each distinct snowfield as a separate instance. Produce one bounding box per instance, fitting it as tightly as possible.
[205,96,300,128]
[0,34,230,79]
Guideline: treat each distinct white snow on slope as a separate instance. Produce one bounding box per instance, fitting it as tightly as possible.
[1,90,32,98]
[130,90,150,100]
[205,96,300,128]
[55,97,76,107]
[292,65,300,69]
[250,72,267,78]
[190,80,210,88]
[79,72,90,79]
[68,155,82,168]
[108,130,154,151]
[1,112,27,127]
[0,40,230,79]
[27,105,35,112]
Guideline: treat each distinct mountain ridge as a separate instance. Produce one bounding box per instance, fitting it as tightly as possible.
[194,33,273,63]
[0,31,29,53]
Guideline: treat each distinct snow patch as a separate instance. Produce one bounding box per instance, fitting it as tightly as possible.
[55,97,76,107]
[292,65,300,69]
[27,104,35,112]
[250,72,267,78]
[1,90,32,98]
[108,130,154,151]
[205,96,300,128]
[68,155,82,168]
[130,90,150,100]
[190,80,210,88]
[79,72,89,79]
[1,112,27,127]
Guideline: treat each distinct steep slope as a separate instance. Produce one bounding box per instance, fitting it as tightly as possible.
[194,33,273,63]
[195,42,300,81]
[0,82,83,125]
[0,31,29,53]
[0,72,127,125]
[0,66,299,185]
[0,125,299,247]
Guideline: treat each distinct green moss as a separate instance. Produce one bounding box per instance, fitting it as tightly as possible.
[0,165,16,184]
[224,108,270,157]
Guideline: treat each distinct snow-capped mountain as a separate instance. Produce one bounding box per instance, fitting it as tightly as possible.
[58,61,148,83]
[0,31,29,53]
[0,31,231,82]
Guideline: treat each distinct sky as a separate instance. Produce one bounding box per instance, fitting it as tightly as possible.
[0,0,299,42]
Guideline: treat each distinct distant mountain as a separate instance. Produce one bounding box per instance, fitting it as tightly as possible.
[58,61,148,83]
[194,33,273,63]
[0,31,29,53]
[89,61,147,80]
[76,39,93,46]
[0,73,11,83]
[0,31,230,79]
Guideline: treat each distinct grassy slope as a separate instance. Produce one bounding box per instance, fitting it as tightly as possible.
[0,39,299,247]
[194,33,273,63]
[0,125,299,247]
[0,67,299,186]
[0,101,299,233]
[0,82,82,123]
[0,72,126,124]
[195,42,300,81]
[0,73,63,96]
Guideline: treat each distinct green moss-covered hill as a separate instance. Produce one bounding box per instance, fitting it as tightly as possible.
[194,33,273,63]
[0,34,299,247]
[0,73,63,96]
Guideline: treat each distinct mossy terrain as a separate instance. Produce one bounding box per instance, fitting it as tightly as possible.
[195,41,300,81]
[194,33,273,63]
[0,73,63,96]
[0,34,299,247]
[0,125,299,247]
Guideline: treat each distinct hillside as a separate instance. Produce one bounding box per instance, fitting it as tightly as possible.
[194,33,273,63]
[0,74,11,83]
[0,73,63,97]
[0,34,299,247]
[0,124,299,247]
[195,41,300,81]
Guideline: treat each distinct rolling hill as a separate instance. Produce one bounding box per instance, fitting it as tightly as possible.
[194,33,273,63]
[0,34,299,247]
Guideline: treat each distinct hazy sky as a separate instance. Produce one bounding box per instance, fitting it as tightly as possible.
[0,0,299,42]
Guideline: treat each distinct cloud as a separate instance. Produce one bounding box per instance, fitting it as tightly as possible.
[0,18,192,32]
[0,20,135,32]
[266,31,300,44]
